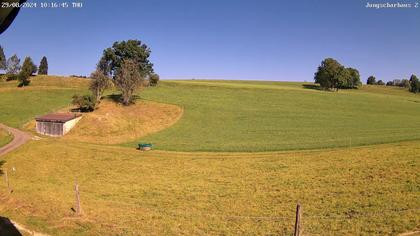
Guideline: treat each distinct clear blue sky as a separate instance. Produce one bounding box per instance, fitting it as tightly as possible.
[0,0,419,82]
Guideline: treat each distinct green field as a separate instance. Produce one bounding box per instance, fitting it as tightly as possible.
[0,76,419,235]
[133,80,420,151]
[0,76,88,128]
[0,129,12,147]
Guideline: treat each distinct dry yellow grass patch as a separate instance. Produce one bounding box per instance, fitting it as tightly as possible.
[0,139,419,235]
[62,100,183,144]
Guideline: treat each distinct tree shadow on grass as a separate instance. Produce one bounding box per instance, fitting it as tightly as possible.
[104,94,140,105]
[0,216,22,236]
[302,84,323,91]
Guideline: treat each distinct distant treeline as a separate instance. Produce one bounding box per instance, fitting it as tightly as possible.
[366,74,420,93]
[0,45,48,87]
[314,57,419,94]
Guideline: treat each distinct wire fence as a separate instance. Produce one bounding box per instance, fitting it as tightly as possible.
[161,207,420,221]
[2,169,419,235]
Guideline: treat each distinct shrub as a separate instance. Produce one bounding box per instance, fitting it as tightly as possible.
[5,73,17,81]
[149,73,160,86]
[71,94,96,112]
[377,80,385,86]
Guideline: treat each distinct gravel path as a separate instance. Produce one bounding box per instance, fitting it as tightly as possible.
[0,123,31,157]
[0,124,41,235]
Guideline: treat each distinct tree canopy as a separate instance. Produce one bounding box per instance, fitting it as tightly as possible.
[314,58,361,90]
[409,74,420,93]
[98,40,154,78]
[0,46,6,70]
[18,56,36,87]
[6,54,20,75]
[367,76,376,85]
[38,56,48,75]
[115,59,144,105]
[89,69,112,103]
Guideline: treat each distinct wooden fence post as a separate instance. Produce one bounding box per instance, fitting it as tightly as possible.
[4,169,11,193]
[74,180,82,216]
[294,203,302,236]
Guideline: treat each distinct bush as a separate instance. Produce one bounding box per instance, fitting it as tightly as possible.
[5,73,17,81]
[71,94,96,112]
[149,73,160,86]
[17,72,30,87]
[70,75,88,78]
[386,81,394,86]
[377,80,385,86]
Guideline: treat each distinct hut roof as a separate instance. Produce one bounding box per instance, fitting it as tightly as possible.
[35,113,82,123]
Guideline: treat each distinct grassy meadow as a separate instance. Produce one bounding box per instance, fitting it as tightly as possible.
[0,76,419,235]
[0,139,419,235]
[0,76,88,128]
[133,80,420,151]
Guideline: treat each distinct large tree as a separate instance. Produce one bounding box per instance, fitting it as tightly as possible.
[314,58,344,90]
[314,58,361,90]
[115,59,144,105]
[18,56,36,87]
[6,54,21,75]
[0,46,6,70]
[38,56,48,75]
[342,67,361,89]
[98,39,154,78]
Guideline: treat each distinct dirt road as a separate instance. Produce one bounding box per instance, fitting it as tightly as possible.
[0,124,46,235]
[0,123,31,156]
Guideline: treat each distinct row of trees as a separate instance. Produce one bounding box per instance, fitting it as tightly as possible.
[314,58,419,95]
[0,45,48,87]
[366,75,410,87]
[366,76,385,86]
[386,79,410,88]
[314,58,361,90]
[72,40,160,111]
[366,74,420,94]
